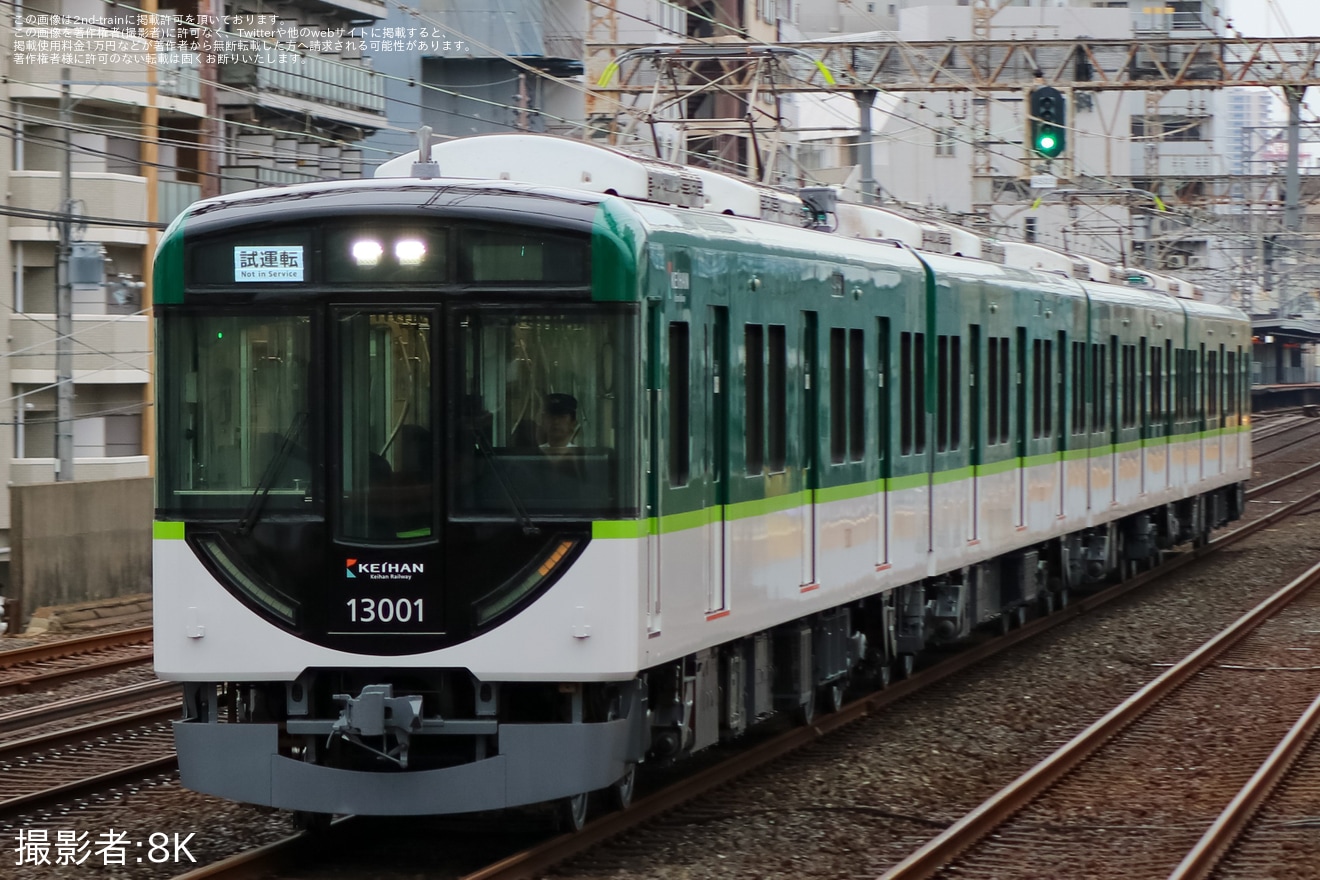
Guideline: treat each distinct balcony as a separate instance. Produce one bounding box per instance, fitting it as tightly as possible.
[8,315,150,384]
[10,457,150,485]
[316,0,387,20]
[159,181,202,225]
[8,172,148,246]
[10,24,204,113]
[218,46,386,127]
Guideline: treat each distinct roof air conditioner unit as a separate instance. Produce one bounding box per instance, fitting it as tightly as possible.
[1165,255,1187,269]
[1186,255,1206,269]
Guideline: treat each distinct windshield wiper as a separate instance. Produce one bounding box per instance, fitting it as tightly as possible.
[238,411,308,535]
[468,426,540,536]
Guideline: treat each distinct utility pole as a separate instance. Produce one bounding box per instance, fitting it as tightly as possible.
[56,70,74,482]
[1284,86,1306,234]
[515,73,530,131]
[199,0,219,198]
[855,90,877,205]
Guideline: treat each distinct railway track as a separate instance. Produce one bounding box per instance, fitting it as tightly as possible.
[0,626,153,694]
[1250,422,1320,461]
[161,460,1320,880]
[879,561,1320,880]
[0,682,178,821]
[0,418,1309,877]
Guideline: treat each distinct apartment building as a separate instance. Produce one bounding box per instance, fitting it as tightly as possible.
[1,0,386,571]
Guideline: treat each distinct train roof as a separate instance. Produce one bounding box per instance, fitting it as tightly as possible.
[164,135,1246,325]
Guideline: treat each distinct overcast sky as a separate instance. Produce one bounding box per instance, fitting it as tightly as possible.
[1227,0,1320,38]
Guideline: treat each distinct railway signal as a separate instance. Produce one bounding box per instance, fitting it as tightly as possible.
[1029,85,1067,159]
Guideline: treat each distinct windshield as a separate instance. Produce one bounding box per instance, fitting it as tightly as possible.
[451,309,637,519]
[157,313,315,514]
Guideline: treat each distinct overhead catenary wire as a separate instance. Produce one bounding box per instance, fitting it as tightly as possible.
[4,0,1316,293]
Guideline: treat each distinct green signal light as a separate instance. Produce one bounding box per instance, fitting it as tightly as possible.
[1038,134,1056,150]
[216,332,224,340]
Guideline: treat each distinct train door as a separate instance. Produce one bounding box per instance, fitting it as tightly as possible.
[877,317,892,565]
[967,324,981,543]
[645,302,663,634]
[1139,337,1148,496]
[1110,335,1120,506]
[801,311,818,588]
[1015,326,1028,528]
[1207,344,1224,478]
[707,307,729,614]
[1197,343,1207,482]
[1056,330,1067,518]
[331,307,443,630]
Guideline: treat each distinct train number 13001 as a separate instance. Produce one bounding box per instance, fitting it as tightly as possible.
[345,597,424,624]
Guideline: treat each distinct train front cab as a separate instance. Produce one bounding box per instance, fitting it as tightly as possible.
[154,188,660,822]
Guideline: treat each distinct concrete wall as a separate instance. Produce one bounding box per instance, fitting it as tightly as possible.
[10,478,151,624]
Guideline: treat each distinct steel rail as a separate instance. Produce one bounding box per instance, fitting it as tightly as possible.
[0,755,178,821]
[169,822,353,880]
[452,486,1320,880]
[0,705,178,760]
[1244,457,1320,499]
[1167,691,1320,880]
[878,561,1320,880]
[143,469,1320,879]
[0,680,178,735]
[0,647,155,695]
[1249,426,1320,459]
[0,625,152,668]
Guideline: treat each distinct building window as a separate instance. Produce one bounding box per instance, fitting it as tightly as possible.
[1024,217,1038,243]
[935,128,956,157]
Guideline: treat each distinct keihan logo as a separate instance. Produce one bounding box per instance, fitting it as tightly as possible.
[345,558,424,580]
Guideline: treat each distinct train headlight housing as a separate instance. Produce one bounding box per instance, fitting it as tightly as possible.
[395,239,426,265]
[351,240,384,266]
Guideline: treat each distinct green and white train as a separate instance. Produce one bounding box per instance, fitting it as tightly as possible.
[152,133,1250,826]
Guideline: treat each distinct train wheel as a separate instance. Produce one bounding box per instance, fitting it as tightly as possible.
[796,688,817,726]
[607,763,637,812]
[896,652,916,680]
[558,792,590,832]
[820,680,845,714]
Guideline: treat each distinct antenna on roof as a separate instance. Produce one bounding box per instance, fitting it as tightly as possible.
[412,126,440,179]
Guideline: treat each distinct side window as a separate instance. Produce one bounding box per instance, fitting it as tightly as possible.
[1091,342,1106,432]
[900,332,913,455]
[877,319,890,462]
[1071,340,1086,435]
[987,337,1000,445]
[1031,338,1043,439]
[1207,349,1220,423]
[768,325,786,472]
[850,329,866,461]
[914,332,927,453]
[1150,342,1164,424]
[745,324,764,474]
[830,328,846,463]
[936,334,962,452]
[668,322,690,487]
[1121,344,1137,428]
